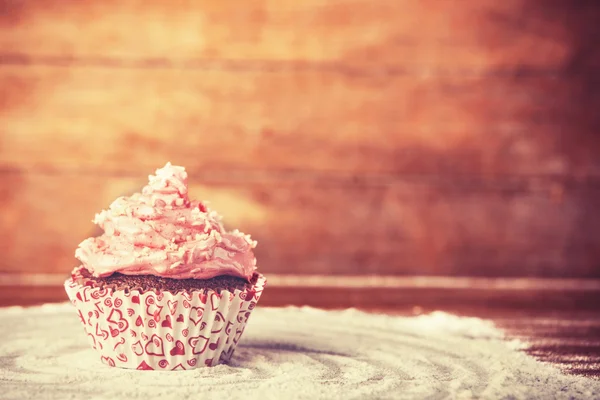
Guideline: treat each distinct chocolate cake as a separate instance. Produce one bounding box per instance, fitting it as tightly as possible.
[78,267,258,294]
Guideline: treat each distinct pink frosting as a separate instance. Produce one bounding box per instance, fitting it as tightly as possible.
[75,163,257,281]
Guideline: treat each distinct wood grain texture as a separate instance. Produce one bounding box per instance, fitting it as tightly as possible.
[2,172,599,277]
[1,65,599,178]
[0,0,599,278]
[0,0,583,71]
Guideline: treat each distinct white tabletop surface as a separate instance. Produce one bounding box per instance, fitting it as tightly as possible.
[1,304,599,400]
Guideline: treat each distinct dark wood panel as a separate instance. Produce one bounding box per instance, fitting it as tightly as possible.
[0,0,582,71]
[1,65,599,178]
[2,172,599,277]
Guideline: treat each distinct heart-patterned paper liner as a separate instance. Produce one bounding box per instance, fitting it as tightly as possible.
[64,273,266,371]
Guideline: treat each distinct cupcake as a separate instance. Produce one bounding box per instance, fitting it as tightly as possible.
[64,163,266,370]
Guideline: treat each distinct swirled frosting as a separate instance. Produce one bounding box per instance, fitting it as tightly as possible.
[75,163,257,281]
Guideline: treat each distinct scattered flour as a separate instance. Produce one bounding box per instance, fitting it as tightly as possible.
[0,304,598,399]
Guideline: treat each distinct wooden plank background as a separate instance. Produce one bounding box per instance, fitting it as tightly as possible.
[0,0,599,278]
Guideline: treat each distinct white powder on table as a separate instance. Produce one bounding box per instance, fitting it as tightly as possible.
[0,304,598,399]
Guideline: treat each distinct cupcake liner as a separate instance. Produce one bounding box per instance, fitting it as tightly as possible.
[64,273,266,370]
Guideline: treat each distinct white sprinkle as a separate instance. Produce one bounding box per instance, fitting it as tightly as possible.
[210,230,222,242]
[177,217,186,222]
[170,261,183,269]
[175,198,184,206]
[154,264,167,273]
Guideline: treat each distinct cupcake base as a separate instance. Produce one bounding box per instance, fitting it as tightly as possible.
[64,267,266,370]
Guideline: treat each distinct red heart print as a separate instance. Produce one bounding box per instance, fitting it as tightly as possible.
[176,314,184,323]
[117,353,128,363]
[209,293,221,311]
[95,323,109,341]
[182,328,189,337]
[200,322,207,331]
[91,288,108,299]
[237,310,251,324]
[87,333,97,349]
[233,328,245,344]
[110,327,119,337]
[132,340,144,356]
[156,292,164,301]
[166,333,174,342]
[107,309,129,332]
[167,300,178,315]
[146,295,164,319]
[130,330,137,337]
[127,308,135,317]
[158,359,169,369]
[225,321,233,336]
[101,356,115,367]
[136,361,154,370]
[183,300,191,309]
[188,335,209,355]
[208,338,220,351]
[141,332,149,341]
[243,290,256,301]
[189,306,204,326]
[153,310,161,323]
[187,358,197,367]
[145,295,155,306]
[144,334,165,356]
[211,312,225,333]
[172,363,186,371]
[161,315,172,329]
[113,337,126,350]
[135,316,144,327]
[204,358,213,367]
[170,340,185,356]
[132,295,140,304]
[199,293,207,304]
[76,292,83,302]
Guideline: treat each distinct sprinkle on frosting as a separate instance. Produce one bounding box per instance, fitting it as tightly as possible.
[75,163,257,281]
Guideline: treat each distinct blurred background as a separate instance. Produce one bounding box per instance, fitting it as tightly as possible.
[1,0,600,302]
